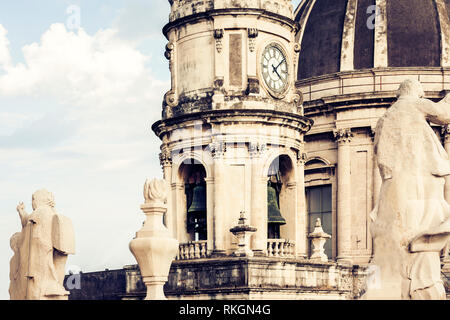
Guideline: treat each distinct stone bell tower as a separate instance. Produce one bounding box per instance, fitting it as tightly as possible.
[153,0,313,258]
[149,0,371,299]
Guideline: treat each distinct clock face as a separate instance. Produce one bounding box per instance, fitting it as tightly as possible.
[261,44,289,95]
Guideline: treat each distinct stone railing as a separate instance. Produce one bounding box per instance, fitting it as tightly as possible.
[267,239,295,258]
[176,241,208,260]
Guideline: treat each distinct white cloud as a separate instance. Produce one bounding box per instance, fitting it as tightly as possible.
[0,24,11,68]
[0,23,167,107]
[0,19,169,299]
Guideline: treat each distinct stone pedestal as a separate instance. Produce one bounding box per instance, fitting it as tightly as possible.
[129,179,179,300]
[230,212,257,257]
[308,218,332,263]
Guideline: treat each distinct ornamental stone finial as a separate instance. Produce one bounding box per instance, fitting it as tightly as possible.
[143,179,167,206]
[308,218,331,263]
[131,179,178,300]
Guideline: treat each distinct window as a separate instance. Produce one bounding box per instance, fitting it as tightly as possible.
[306,185,332,258]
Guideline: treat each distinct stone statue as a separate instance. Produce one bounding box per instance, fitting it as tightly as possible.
[9,189,75,300]
[369,79,450,299]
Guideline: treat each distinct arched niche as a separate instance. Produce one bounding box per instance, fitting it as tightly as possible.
[178,159,208,242]
[267,154,297,241]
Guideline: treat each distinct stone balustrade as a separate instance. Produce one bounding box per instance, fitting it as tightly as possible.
[297,67,450,104]
[267,239,296,258]
[177,241,208,260]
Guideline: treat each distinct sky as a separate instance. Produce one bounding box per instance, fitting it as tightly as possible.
[0,0,302,299]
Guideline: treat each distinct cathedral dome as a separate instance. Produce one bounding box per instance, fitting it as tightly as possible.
[295,0,450,81]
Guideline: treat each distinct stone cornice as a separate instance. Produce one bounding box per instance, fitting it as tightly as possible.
[152,109,314,139]
[163,8,295,38]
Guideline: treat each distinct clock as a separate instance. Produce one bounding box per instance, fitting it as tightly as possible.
[261,43,289,96]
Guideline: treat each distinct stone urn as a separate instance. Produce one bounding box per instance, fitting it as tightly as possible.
[230,211,257,257]
[308,218,331,262]
[129,179,179,300]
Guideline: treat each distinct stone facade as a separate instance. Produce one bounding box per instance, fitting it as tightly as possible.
[66,0,450,300]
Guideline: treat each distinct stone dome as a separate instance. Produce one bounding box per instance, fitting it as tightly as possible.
[295,0,450,80]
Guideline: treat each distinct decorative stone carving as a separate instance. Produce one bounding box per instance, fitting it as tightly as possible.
[164,42,174,60]
[292,90,304,108]
[297,151,308,165]
[248,142,266,158]
[369,79,450,300]
[130,179,179,300]
[9,189,75,300]
[214,29,224,53]
[247,28,258,52]
[308,218,331,262]
[208,140,227,159]
[230,211,257,257]
[333,128,353,144]
[159,149,172,168]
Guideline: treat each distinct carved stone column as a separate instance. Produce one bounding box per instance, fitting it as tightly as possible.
[210,141,227,256]
[129,179,179,300]
[296,149,308,258]
[249,142,267,255]
[334,128,353,264]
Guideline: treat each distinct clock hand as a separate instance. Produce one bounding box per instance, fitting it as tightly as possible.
[272,65,282,80]
[275,58,285,70]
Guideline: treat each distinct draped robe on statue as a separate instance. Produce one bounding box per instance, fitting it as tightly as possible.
[9,190,75,300]
[371,81,450,299]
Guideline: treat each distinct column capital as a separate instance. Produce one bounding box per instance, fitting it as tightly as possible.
[159,149,173,168]
[297,151,308,165]
[208,140,227,159]
[333,128,353,144]
[249,142,267,159]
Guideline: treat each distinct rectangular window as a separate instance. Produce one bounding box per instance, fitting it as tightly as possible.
[306,185,332,259]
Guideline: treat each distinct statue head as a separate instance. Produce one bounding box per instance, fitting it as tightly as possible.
[396,79,425,99]
[31,189,55,210]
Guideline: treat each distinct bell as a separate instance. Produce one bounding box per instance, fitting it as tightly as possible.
[188,184,207,213]
[267,184,286,225]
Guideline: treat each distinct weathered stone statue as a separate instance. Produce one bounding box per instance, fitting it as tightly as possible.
[369,79,450,299]
[9,189,75,300]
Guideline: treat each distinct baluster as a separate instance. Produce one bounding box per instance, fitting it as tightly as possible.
[273,241,280,257]
[194,242,200,259]
[181,244,186,260]
[267,241,273,257]
[201,242,207,258]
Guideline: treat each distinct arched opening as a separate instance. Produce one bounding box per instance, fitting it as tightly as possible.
[267,155,294,240]
[179,161,207,241]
